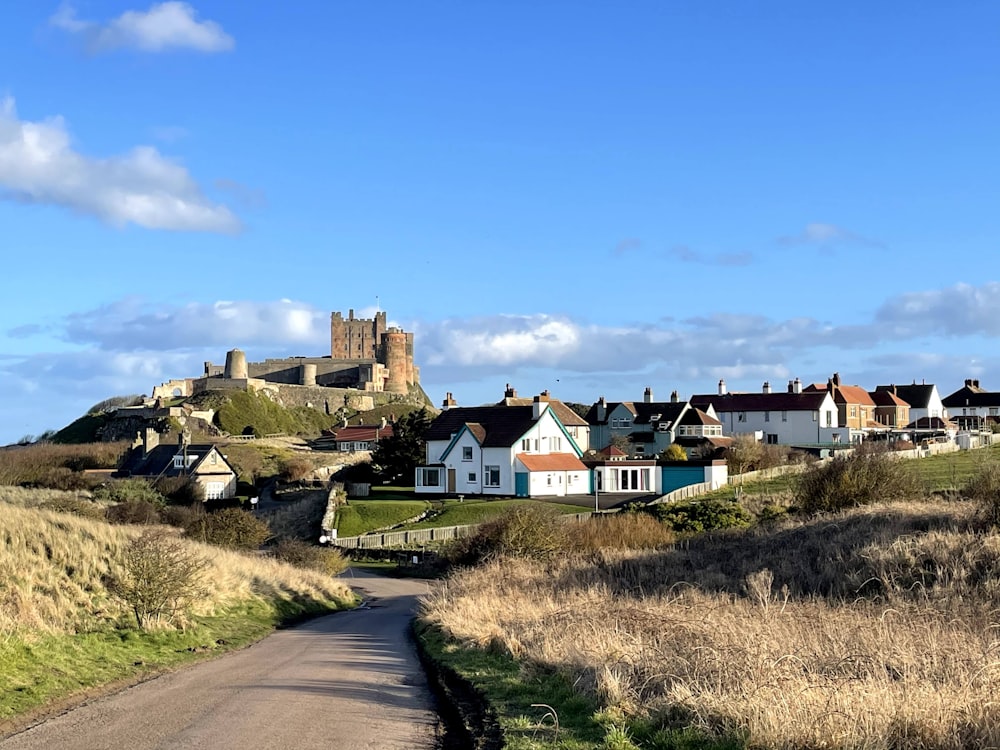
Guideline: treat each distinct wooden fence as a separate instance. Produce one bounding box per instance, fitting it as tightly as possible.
[330,510,598,549]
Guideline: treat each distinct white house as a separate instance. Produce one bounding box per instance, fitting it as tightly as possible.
[691,379,846,445]
[585,387,715,457]
[415,393,590,498]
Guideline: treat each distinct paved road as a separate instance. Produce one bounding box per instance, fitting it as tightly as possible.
[0,571,438,750]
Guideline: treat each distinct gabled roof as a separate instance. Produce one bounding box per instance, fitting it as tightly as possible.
[426,405,537,446]
[678,407,721,426]
[804,382,876,406]
[874,384,936,409]
[691,391,830,412]
[516,452,588,472]
[498,397,588,426]
[118,443,234,479]
[332,424,394,442]
[596,444,627,458]
[870,390,909,408]
[584,400,688,426]
[942,385,1000,408]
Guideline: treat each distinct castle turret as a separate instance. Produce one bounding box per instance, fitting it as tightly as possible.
[383,330,408,393]
[300,363,317,386]
[224,348,248,379]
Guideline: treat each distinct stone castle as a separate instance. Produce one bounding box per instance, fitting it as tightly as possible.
[151,309,421,410]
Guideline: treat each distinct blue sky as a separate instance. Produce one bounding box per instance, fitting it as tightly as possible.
[1,1,999,444]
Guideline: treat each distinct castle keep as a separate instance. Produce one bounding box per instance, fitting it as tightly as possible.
[152,308,419,405]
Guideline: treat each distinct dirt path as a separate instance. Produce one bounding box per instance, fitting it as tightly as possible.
[0,571,438,750]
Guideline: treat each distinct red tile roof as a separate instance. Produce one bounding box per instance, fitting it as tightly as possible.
[333,425,394,442]
[516,452,588,471]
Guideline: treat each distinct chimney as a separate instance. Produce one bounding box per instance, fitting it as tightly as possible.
[504,383,517,399]
[762,381,771,394]
[138,426,159,456]
[718,379,727,395]
[597,396,606,422]
[975,379,981,388]
[788,380,794,393]
[670,390,678,403]
[643,386,653,403]
[793,377,802,394]
[441,392,457,410]
[533,393,550,419]
[965,379,973,388]
[379,416,387,429]
[832,372,842,387]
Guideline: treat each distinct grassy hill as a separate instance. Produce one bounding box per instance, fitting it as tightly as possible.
[0,493,355,722]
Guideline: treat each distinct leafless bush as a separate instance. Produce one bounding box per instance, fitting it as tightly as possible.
[564,513,676,551]
[109,529,206,629]
[446,505,568,565]
[796,445,921,512]
[962,460,1000,527]
[183,507,271,550]
[268,538,348,576]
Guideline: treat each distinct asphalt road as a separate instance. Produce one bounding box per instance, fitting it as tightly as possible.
[1,571,438,750]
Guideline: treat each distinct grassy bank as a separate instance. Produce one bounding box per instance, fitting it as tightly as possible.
[0,500,356,723]
[421,499,1000,748]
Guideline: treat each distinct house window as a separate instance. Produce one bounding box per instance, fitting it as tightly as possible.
[467,472,476,483]
[991,408,998,416]
[611,418,632,429]
[833,433,842,443]
[813,412,818,421]
[547,474,553,486]
[462,446,473,461]
[850,406,857,418]
[764,411,770,422]
[738,412,747,422]
[174,455,184,469]
[205,481,225,500]
[210,453,217,464]
[521,438,530,451]
[782,411,787,422]
[767,434,778,445]
[826,411,833,427]
[552,436,561,451]
[418,468,441,487]
[484,465,501,487]
[635,445,645,454]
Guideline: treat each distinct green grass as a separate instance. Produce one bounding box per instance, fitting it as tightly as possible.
[333,500,430,536]
[0,597,350,722]
[416,622,743,750]
[405,499,585,530]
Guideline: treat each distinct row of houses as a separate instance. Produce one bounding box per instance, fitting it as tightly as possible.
[407,376,1000,499]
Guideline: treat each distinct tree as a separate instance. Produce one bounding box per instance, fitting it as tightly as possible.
[110,529,206,629]
[371,409,431,484]
[661,443,688,461]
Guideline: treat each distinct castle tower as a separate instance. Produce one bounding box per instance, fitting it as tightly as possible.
[300,363,317,386]
[382,330,408,394]
[224,348,248,379]
[404,331,415,385]
[330,309,387,360]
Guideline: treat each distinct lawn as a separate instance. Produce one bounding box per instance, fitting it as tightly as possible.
[404,499,585,529]
[333,500,430,537]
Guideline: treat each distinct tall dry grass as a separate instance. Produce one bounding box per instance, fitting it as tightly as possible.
[0,442,128,486]
[422,500,1000,748]
[0,500,355,638]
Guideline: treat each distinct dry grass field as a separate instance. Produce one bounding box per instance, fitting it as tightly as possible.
[422,500,1000,748]
[0,495,354,637]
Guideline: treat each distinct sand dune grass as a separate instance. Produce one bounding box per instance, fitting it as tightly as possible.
[422,501,1000,748]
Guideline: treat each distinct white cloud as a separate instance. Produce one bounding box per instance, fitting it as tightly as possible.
[876,282,1000,337]
[60,298,328,350]
[0,97,239,232]
[777,222,884,249]
[51,2,234,54]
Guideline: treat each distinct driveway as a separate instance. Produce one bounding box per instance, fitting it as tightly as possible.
[0,571,437,750]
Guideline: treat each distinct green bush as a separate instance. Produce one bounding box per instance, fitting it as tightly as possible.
[795,446,920,513]
[652,499,752,533]
[154,476,205,505]
[94,478,166,506]
[445,506,569,565]
[184,507,271,550]
[269,538,348,575]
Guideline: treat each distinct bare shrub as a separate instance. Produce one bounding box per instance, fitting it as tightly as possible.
[184,507,271,550]
[38,496,107,521]
[962,460,1000,527]
[566,513,675,551]
[0,441,128,486]
[446,506,568,565]
[279,456,314,483]
[795,445,921,512]
[105,500,164,525]
[109,529,206,629]
[269,538,347,576]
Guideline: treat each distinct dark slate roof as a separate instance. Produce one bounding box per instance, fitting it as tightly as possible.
[118,443,232,479]
[874,384,935,409]
[870,390,909,407]
[583,400,687,426]
[498,398,588,426]
[942,385,1000,408]
[678,407,721,426]
[690,391,829,412]
[426,406,541,447]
